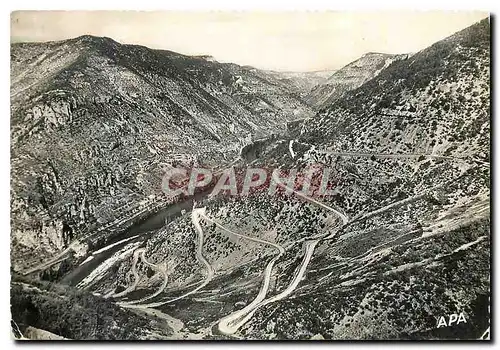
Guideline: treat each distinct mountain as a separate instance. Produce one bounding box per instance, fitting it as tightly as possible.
[10,35,315,271]
[259,70,336,97]
[97,18,487,339]
[11,18,490,341]
[306,52,409,110]
[227,17,489,339]
[304,19,490,158]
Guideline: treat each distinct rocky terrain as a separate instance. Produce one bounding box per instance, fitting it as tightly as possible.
[233,17,490,339]
[306,52,410,110]
[11,18,490,340]
[260,70,336,97]
[10,35,314,273]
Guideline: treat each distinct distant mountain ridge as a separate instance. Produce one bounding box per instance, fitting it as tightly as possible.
[306,52,410,110]
[304,18,490,159]
[259,69,336,97]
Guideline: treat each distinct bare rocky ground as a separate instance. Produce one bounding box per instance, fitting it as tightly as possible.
[10,18,490,340]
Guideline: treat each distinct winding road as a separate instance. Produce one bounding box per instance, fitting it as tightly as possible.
[117,248,170,305]
[121,208,215,308]
[317,150,490,166]
[109,248,142,299]
[214,170,349,335]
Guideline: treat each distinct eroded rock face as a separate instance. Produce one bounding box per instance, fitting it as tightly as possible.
[306,52,410,110]
[305,20,490,160]
[10,35,315,270]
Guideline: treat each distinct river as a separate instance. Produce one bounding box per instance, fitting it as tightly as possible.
[60,189,212,287]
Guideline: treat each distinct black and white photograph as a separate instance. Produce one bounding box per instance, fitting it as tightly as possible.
[9,9,491,340]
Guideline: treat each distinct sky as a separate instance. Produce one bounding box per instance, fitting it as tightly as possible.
[11,11,488,72]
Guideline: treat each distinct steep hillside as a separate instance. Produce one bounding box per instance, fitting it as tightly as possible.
[306,52,409,110]
[86,18,488,339]
[231,17,490,339]
[11,275,175,340]
[11,18,490,340]
[304,19,490,159]
[10,35,314,271]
